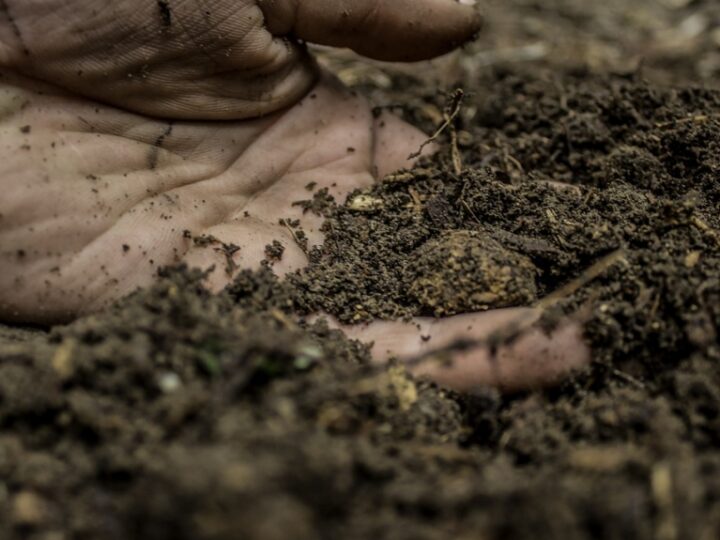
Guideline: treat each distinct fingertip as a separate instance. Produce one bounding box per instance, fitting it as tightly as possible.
[269,0,484,63]
[365,0,483,62]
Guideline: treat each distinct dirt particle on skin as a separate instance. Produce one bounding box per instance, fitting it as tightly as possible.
[157,0,172,28]
[191,234,241,276]
[264,240,285,262]
[293,188,336,216]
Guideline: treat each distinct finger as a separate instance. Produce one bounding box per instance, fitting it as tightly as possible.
[340,309,591,393]
[412,320,590,393]
[260,0,483,62]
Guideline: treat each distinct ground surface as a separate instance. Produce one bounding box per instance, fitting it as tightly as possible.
[2,1,720,539]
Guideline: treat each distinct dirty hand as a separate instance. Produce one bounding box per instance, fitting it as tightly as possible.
[0,0,589,392]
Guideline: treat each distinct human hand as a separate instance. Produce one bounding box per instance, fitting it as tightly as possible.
[0,0,589,391]
[0,0,481,119]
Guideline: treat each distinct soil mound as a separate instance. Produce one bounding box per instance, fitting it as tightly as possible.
[2,73,719,539]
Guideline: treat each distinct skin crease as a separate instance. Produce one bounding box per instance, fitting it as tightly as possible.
[0,0,590,392]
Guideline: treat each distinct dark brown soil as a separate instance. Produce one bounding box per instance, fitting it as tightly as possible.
[2,1,720,539]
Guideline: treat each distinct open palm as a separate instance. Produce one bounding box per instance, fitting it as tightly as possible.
[0,0,589,391]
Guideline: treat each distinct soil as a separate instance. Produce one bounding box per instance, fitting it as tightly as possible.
[2,1,720,539]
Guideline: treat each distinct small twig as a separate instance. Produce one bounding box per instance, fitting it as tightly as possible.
[505,153,525,177]
[655,113,720,129]
[609,366,645,389]
[449,125,463,174]
[461,200,482,225]
[690,215,720,247]
[408,89,465,160]
[282,222,308,256]
[535,249,626,311]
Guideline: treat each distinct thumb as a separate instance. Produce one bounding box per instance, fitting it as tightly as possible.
[260,0,483,62]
